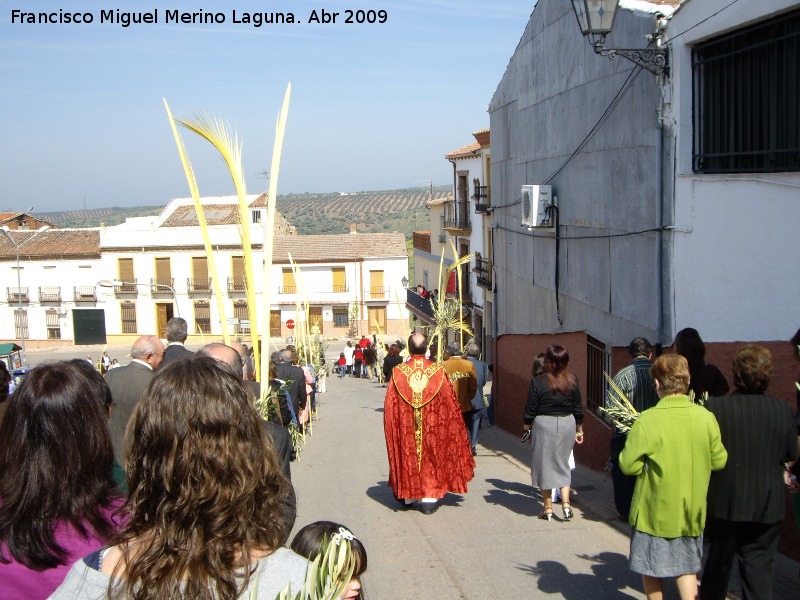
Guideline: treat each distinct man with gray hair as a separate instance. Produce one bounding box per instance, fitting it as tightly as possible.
[106,334,165,462]
[464,342,490,456]
[274,348,307,428]
[196,342,293,479]
[161,317,193,366]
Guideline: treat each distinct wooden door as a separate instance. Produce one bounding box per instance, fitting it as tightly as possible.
[155,303,173,338]
[270,310,281,337]
[367,306,386,335]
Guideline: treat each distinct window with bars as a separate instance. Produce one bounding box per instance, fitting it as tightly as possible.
[194,301,211,334]
[45,308,61,339]
[332,307,349,327]
[233,300,249,334]
[692,9,800,173]
[14,309,28,340]
[585,335,611,415]
[121,301,137,334]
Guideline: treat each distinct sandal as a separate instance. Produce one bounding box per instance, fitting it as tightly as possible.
[538,509,553,522]
[562,503,573,520]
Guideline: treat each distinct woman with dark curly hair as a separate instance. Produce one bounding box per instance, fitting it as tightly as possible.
[0,361,122,599]
[52,357,308,600]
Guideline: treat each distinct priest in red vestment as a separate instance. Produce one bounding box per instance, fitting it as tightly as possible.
[384,332,475,514]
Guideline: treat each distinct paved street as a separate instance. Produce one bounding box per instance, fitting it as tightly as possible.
[292,371,646,599]
[24,343,800,599]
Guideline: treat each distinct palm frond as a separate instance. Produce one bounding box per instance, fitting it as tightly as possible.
[260,83,292,385]
[177,113,261,377]
[163,99,231,345]
[598,372,639,433]
[275,537,355,600]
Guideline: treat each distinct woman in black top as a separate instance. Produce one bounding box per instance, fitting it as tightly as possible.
[523,345,584,521]
[382,344,403,384]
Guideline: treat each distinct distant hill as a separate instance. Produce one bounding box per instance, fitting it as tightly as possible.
[39,186,451,237]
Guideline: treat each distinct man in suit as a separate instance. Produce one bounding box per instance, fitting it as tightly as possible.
[106,335,165,462]
[442,344,478,443]
[700,345,798,600]
[274,348,307,428]
[464,342,490,456]
[161,317,193,366]
[196,342,292,479]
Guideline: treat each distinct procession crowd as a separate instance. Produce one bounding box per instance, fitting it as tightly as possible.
[0,318,798,600]
[0,318,367,600]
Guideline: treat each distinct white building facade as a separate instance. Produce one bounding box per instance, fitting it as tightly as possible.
[0,195,410,347]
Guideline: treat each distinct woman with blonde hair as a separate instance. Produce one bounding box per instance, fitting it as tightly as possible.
[620,354,727,600]
[52,357,308,600]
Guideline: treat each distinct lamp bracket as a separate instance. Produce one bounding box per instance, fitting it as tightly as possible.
[593,42,668,76]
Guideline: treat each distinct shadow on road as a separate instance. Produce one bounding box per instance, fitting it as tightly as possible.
[366,481,404,511]
[484,477,539,517]
[519,552,643,599]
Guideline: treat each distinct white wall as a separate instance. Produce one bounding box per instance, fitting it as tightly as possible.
[667,0,800,342]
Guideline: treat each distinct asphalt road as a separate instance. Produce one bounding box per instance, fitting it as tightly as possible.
[23,342,800,598]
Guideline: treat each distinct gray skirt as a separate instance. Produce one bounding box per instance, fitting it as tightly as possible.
[530,414,575,490]
[629,529,703,577]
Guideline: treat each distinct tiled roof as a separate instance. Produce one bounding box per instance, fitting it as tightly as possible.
[0,229,100,259]
[0,212,57,228]
[445,141,481,160]
[161,203,246,227]
[273,232,407,262]
[427,195,452,207]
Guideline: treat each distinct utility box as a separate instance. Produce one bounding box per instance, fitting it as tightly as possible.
[521,184,554,228]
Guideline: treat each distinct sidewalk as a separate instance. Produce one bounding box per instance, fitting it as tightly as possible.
[288,372,799,599]
[478,423,800,600]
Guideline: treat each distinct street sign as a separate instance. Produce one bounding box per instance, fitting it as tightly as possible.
[226,318,238,325]
[286,319,295,330]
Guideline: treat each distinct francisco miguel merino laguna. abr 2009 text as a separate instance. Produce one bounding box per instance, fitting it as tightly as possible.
[10,7,389,27]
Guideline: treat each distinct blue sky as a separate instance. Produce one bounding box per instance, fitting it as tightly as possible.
[0,1,534,212]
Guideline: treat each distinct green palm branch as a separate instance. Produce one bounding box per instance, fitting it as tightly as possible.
[274,537,355,600]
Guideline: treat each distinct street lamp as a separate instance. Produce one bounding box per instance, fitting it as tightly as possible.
[97,279,180,318]
[571,0,668,76]
[1,225,50,367]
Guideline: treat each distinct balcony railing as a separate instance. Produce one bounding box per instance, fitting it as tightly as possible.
[365,286,390,301]
[405,288,435,321]
[187,278,212,294]
[443,200,471,231]
[227,277,247,293]
[278,285,350,295]
[39,286,61,302]
[74,286,97,302]
[151,278,175,295]
[475,257,492,289]
[115,279,139,295]
[473,185,491,213]
[6,287,29,303]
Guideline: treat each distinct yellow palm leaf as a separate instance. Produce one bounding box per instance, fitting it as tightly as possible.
[260,83,291,385]
[163,99,230,345]
[177,113,260,378]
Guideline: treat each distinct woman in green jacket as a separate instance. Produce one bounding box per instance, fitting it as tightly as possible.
[619,353,727,600]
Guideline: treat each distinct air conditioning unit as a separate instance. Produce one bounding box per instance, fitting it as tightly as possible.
[521,184,554,228]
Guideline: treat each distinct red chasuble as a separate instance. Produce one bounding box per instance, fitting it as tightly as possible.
[384,356,475,500]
